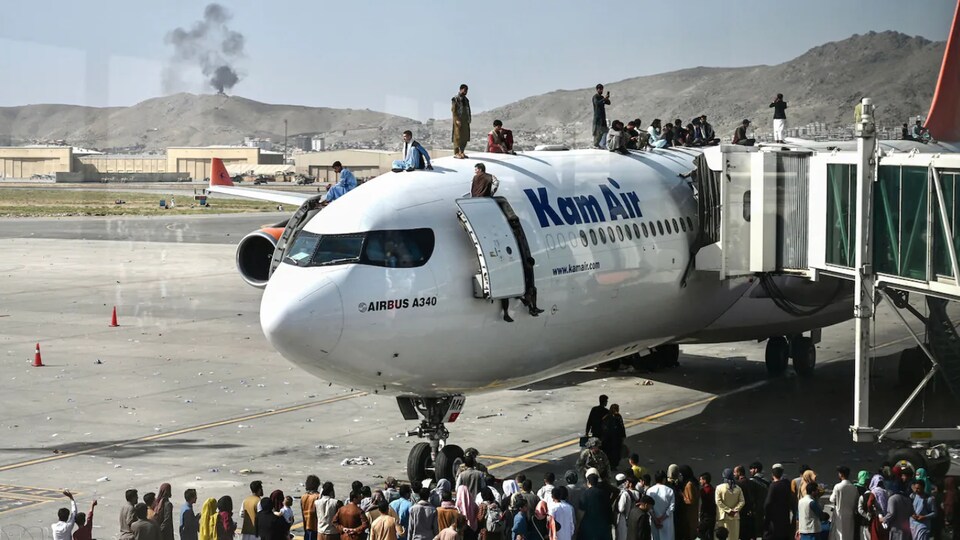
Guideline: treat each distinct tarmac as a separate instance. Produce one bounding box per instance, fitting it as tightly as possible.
[0,213,957,536]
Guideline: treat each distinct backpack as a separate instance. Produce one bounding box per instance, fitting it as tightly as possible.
[486,502,505,533]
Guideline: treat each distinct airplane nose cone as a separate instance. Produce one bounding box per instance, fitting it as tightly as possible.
[260,272,343,360]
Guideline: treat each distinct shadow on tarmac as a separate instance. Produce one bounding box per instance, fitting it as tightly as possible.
[0,438,242,461]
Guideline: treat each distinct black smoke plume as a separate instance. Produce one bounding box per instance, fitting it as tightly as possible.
[164,3,245,94]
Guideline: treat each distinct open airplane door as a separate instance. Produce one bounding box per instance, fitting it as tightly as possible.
[456,197,526,300]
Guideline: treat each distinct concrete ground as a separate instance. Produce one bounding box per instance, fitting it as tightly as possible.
[0,214,956,538]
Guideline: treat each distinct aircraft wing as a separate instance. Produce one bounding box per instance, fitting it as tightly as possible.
[207,184,312,206]
[206,157,317,206]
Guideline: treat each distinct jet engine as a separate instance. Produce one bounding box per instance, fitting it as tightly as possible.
[236,227,285,288]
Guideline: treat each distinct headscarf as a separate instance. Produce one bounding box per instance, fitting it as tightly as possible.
[270,490,285,512]
[916,468,933,494]
[154,483,172,515]
[722,468,736,488]
[534,499,549,520]
[217,495,233,513]
[502,479,519,499]
[199,498,218,540]
[869,474,889,511]
[799,470,817,498]
[668,464,680,483]
[856,471,870,488]
[678,465,695,486]
[455,484,478,531]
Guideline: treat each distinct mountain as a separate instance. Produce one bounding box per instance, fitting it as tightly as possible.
[0,31,945,151]
[0,93,417,151]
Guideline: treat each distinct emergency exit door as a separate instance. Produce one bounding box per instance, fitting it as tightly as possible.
[456,197,526,300]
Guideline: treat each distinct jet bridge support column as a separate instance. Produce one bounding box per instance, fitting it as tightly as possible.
[852,98,879,442]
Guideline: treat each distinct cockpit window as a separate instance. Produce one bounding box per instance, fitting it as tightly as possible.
[282,229,435,268]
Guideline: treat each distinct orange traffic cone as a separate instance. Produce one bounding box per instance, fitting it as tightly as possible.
[109,306,119,327]
[33,343,43,367]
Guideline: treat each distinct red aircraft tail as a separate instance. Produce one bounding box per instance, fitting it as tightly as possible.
[209,158,234,187]
[925,0,960,142]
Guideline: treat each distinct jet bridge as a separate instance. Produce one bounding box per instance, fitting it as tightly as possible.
[690,99,960,470]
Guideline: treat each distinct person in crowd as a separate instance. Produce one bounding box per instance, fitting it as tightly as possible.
[697,115,720,145]
[154,483,174,540]
[901,123,912,140]
[52,490,78,540]
[550,487,575,540]
[180,489,200,540]
[452,84,472,159]
[592,84,611,148]
[460,448,490,476]
[199,498,218,540]
[615,474,641,540]
[678,465,699,540]
[909,480,937,540]
[637,496,655,540]
[512,498,530,540]
[239,481,263,540]
[672,120,688,147]
[585,395,609,439]
[830,466,859,540]
[471,163,495,198]
[647,470,677,540]
[366,491,396,525]
[121,489,139,540]
[630,455,648,483]
[334,491,370,540]
[882,482,912,540]
[479,487,506,540]
[798,470,819,502]
[660,123,675,148]
[762,465,793,540]
[746,463,769,540]
[532,501,551,540]
[133,502,161,540]
[854,471,870,540]
[733,466,756,540]
[438,490,461,531]
[859,475,889,540]
[456,484,480,540]
[716,469,745,540]
[578,473,611,540]
[370,500,405,540]
[303,475,322,540]
[699,473,718,540]
[381,478,399,504]
[324,161,358,204]
[576,438,611,482]
[625,121,642,150]
[458,455,487,500]
[600,404,627,468]
[733,120,755,146]
[915,468,934,495]
[562,470,583,527]
[389,484,413,540]
[770,94,788,143]
[282,496,296,530]
[215,497,237,540]
[317,482,342,540]
[797,484,826,540]
[431,479,453,508]
[73,498,97,540]
[256,494,284,540]
[648,120,668,149]
[488,120,516,154]
[519,480,540,516]
[408,488,438,540]
[667,465,685,540]
[911,120,931,143]
[607,120,630,155]
[394,131,433,172]
[537,473,556,508]
[144,493,157,522]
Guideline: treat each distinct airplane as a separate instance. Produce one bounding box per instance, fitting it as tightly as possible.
[207,3,960,485]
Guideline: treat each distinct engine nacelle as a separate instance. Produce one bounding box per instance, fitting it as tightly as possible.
[236,227,285,288]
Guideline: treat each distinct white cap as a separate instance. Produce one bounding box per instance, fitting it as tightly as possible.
[615,473,627,483]
[586,467,600,478]
[421,479,432,489]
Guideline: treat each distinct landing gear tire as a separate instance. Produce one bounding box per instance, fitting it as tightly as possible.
[407,442,432,485]
[791,336,816,377]
[433,444,464,483]
[765,337,790,376]
[898,346,930,388]
[888,447,926,474]
[657,344,680,368]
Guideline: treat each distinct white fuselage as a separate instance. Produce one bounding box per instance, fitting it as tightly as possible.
[260,149,849,396]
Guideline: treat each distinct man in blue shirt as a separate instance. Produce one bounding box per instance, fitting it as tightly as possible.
[512,496,529,540]
[389,485,413,540]
[179,489,199,540]
[393,131,433,172]
[324,161,357,204]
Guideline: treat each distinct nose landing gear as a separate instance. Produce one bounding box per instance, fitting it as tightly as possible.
[397,395,467,486]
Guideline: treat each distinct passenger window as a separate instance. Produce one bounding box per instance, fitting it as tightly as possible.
[641,223,649,237]
[665,220,672,234]
[580,230,588,247]
[599,228,607,244]
[680,218,687,232]
[617,226,624,241]
[648,222,656,237]
[624,225,632,240]
[607,226,615,243]
[569,232,577,248]
[589,229,597,245]
[546,234,556,250]
[686,216,694,230]
[634,224,641,238]
[657,221,665,235]
[672,218,679,232]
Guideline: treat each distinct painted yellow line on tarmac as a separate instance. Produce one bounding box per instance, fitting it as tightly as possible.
[0,392,367,473]
[479,455,549,464]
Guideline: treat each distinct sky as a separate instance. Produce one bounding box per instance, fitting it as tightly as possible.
[0,0,955,120]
